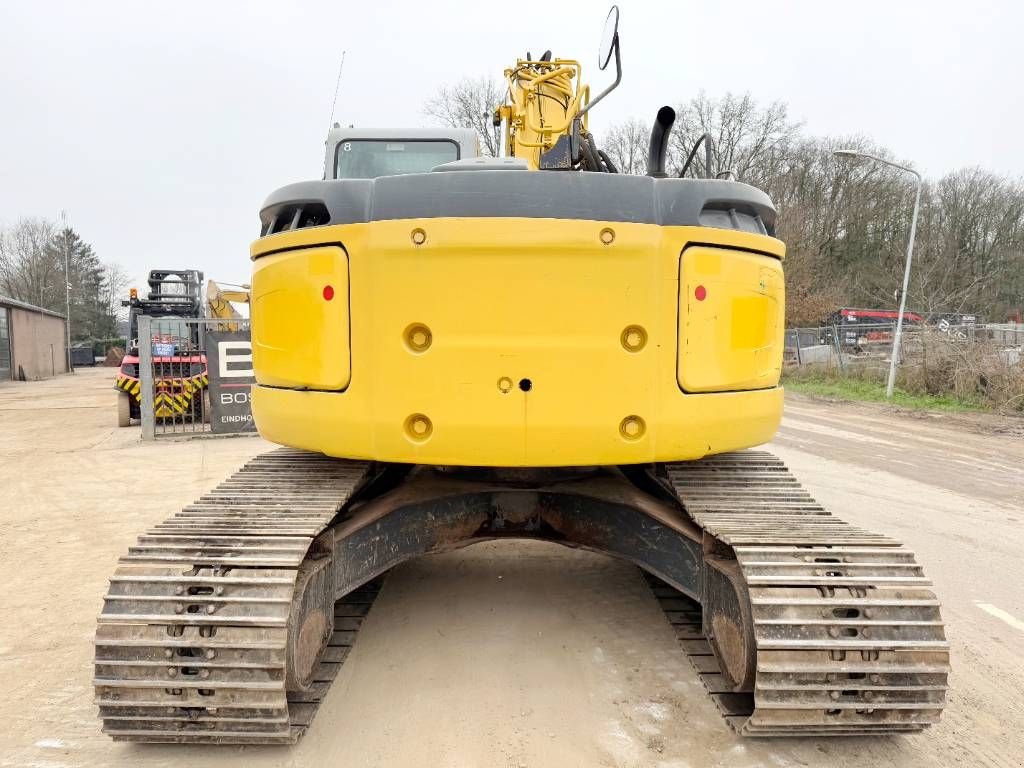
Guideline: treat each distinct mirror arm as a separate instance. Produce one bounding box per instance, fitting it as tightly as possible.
[578,40,621,118]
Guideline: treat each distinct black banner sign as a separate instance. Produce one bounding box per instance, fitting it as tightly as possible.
[205,330,256,434]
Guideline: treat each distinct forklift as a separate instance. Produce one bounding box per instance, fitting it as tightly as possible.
[113,269,209,426]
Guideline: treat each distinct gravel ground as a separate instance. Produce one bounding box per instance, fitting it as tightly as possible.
[1,369,1021,767]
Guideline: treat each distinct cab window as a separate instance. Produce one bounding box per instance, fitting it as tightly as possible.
[334,139,459,179]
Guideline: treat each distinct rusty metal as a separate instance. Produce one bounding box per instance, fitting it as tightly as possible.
[96,458,711,744]
[95,449,375,743]
[323,468,707,602]
[657,451,949,735]
[703,555,757,691]
[96,448,948,744]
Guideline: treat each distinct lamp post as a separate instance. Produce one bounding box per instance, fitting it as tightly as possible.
[833,150,922,399]
[59,210,73,373]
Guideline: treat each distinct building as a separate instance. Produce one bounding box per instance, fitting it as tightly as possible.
[0,296,69,381]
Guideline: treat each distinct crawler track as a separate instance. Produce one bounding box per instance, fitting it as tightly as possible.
[94,449,376,744]
[94,448,948,744]
[657,451,949,735]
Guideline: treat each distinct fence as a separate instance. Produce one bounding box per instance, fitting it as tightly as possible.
[136,315,255,440]
[785,322,1023,373]
[785,321,1024,410]
[786,323,897,373]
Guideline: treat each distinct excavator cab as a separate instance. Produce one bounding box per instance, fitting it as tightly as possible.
[324,127,480,179]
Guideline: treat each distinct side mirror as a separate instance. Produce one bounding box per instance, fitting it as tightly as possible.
[598,5,620,71]
[579,6,623,118]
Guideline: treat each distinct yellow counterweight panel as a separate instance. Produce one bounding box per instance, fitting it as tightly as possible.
[678,246,785,392]
[251,245,350,390]
[249,220,785,467]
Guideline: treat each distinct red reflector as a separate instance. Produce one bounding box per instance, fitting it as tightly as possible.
[322,285,335,301]
[695,285,707,301]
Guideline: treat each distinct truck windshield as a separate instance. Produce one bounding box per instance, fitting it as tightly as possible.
[334,139,459,179]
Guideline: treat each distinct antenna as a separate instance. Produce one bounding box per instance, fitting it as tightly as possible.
[327,50,347,130]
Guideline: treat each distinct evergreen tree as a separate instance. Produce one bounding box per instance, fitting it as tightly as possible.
[1,219,123,340]
[48,227,117,340]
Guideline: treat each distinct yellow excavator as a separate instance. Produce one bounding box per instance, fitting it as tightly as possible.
[94,7,948,743]
[205,279,248,331]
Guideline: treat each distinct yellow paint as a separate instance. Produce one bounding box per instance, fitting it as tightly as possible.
[498,58,589,169]
[249,218,785,467]
[251,245,351,390]
[115,372,205,403]
[678,246,784,393]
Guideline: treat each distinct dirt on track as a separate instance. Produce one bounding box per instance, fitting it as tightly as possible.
[1,369,1022,767]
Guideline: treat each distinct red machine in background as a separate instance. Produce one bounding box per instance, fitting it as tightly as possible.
[114,269,209,427]
[820,307,981,352]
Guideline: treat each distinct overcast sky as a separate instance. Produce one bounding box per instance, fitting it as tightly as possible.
[1,0,1021,289]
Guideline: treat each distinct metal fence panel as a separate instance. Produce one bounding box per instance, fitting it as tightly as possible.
[137,317,253,440]
[138,315,155,440]
[785,321,1024,377]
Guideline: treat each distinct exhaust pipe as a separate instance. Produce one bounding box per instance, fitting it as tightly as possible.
[646,106,676,178]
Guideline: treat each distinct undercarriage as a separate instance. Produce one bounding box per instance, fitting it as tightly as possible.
[94,450,948,742]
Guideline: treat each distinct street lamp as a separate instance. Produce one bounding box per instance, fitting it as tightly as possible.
[833,149,922,399]
[58,211,73,374]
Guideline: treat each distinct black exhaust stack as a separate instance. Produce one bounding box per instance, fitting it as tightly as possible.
[646,106,676,178]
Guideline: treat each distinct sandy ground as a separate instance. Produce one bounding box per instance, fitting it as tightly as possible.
[1,368,1022,768]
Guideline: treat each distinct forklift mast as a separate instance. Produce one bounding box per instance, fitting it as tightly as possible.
[123,269,205,353]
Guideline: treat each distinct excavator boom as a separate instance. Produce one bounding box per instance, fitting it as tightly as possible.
[205,279,248,329]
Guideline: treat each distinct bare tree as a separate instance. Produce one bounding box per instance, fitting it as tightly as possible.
[423,77,505,157]
[913,168,1024,315]
[668,92,801,184]
[0,218,60,308]
[593,94,1024,324]
[1,218,126,337]
[103,261,130,324]
[600,118,649,175]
